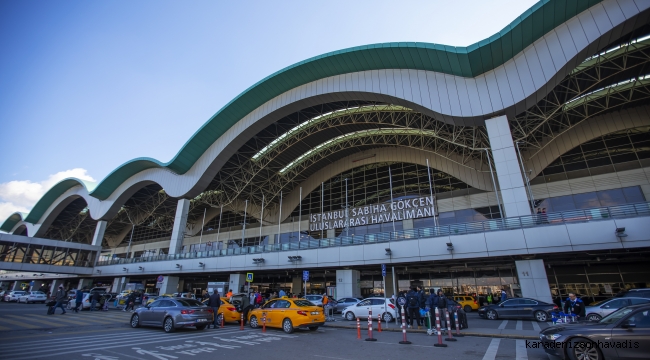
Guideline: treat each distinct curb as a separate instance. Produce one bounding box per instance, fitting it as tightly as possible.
[322,323,539,340]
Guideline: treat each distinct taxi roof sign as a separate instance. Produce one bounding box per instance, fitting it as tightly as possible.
[246,273,253,282]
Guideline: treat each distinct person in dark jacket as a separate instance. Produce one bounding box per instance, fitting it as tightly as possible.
[405,287,421,329]
[417,286,427,326]
[208,292,222,329]
[90,291,101,311]
[53,285,67,315]
[73,288,84,313]
[426,289,448,333]
[563,293,586,318]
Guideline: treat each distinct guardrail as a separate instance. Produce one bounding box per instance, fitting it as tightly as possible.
[96,201,650,266]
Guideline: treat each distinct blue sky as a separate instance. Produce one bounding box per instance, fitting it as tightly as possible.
[0,0,537,220]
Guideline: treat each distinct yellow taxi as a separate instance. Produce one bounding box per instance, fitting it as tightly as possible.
[453,295,479,312]
[202,297,241,324]
[146,294,174,305]
[247,297,325,333]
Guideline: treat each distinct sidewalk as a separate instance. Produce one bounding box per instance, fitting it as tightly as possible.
[322,320,540,340]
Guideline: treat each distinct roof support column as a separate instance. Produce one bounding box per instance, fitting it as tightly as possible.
[485,115,532,218]
[169,199,191,255]
[91,220,107,247]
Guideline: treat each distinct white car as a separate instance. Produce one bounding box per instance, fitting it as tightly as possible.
[342,297,398,322]
[4,291,26,302]
[18,291,47,304]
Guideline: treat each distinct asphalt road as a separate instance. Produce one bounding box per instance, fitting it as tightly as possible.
[0,302,557,360]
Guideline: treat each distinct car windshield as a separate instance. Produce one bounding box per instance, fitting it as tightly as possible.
[599,307,635,324]
[176,299,205,307]
[306,296,320,300]
[293,300,316,307]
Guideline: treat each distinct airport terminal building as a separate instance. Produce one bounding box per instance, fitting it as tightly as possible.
[2,0,650,303]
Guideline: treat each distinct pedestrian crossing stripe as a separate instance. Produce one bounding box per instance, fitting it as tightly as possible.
[0,317,40,329]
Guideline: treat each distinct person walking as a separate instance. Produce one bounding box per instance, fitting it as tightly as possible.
[90,291,101,311]
[208,291,222,329]
[124,292,136,312]
[405,286,421,329]
[500,288,507,303]
[278,289,286,297]
[487,293,493,305]
[73,287,84,313]
[417,286,427,326]
[563,293,586,319]
[53,285,67,315]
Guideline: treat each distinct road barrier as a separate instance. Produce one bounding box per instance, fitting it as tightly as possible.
[365,309,377,341]
[454,311,464,337]
[220,313,224,328]
[444,310,457,342]
[433,308,447,347]
[398,307,411,345]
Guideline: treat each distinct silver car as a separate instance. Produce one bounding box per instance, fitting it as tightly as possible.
[584,297,650,321]
[335,297,363,313]
[130,298,213,333]
[4,291,26,302]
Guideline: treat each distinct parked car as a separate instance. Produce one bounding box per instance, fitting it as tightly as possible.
[201,296,242,325]
[247,298,325,333]
[539,303,650,360]
[453,295,479,312]
[342,297,397,322]
[304,294,337,309]
[584,297,650,321]
[130,298,213,333]
[18,291,47,304]
[4,291,26,302]
[615,288,650,299]
[335,297,363,313]
[0,290,7,301]
[478,297,557,322]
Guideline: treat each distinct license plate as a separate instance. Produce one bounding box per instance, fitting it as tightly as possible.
[196,319,207,322]
[311,311,319,315]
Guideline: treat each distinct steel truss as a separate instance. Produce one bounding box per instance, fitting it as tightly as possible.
[42,198,97,244]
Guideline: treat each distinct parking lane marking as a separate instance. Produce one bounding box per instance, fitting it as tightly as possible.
[6,314,64,328]
[24,313,89,326]
[531,322,541,331]
[497,320,508,330]
[482,338,501,360]
[516,339,528,360]
[516,320,522,330]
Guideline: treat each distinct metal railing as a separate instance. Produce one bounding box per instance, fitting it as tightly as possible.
[96,202,650,266]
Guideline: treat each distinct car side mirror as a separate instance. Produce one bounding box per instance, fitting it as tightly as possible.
[621,320,636,329]
[499,304,504,307]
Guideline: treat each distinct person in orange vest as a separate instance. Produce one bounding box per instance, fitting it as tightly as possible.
[226,289,233,299]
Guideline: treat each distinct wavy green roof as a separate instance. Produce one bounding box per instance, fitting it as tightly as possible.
[1,0,604,232]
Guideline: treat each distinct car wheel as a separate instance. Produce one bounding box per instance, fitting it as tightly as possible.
[487,310,498,320]
[196,324,207,330]
[308,326,319,331]
[464,305,472,313]
[345,311,355,321]
[249,315,259,328]
[382,312,393,323]
[282,318,294,334]
[534,311,548,322]
[163,317,175,333]
[130,314,140,328]
[568,337,602,360]
[586,313,602,321]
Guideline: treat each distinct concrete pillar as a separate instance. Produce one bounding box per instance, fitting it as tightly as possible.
[92,221,107,247]
[11,281,22,291]
[335,269,361,299]
[114,276,130,293]
[291,277,302,294]
[229,274,246,294]
[49,279,64,294]
[485,115,532,217]
[169,199,191,255]
[158,276,180,295]
[515,259,552,303]
[77,278,94,290]
[111,277,121,293]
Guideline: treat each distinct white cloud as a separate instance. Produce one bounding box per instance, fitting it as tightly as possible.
[0,168,96,223]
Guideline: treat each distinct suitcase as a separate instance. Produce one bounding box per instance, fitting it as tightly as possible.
[46,300,56,315]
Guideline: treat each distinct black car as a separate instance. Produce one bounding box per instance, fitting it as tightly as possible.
[477,297,557,322]
[539,303,650,360]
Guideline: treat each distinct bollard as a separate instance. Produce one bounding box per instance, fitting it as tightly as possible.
[240,313,244,330]
[365,308,377,341]
[454,311,464,337]
[444,309,457,341]
[377,313,382,332]
[262,312,267,333]
[357,317,361,339]
[220,313,225,328]
[398,306,411,344]
[433,307,447,347]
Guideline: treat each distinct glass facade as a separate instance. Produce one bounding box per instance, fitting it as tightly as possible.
[532,126,650,184]
[534,186,645,213]
[0,241,96,267]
